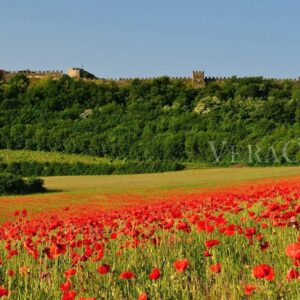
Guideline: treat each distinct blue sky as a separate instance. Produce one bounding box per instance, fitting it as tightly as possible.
[1,0,299,78]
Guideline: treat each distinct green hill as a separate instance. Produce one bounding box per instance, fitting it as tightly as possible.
[0,74,300,169]
[0,149,183,176]
[0,149,117,165]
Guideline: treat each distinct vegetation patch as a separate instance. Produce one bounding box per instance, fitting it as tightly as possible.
[0,150,185,176]
[0,75,299,167]
[0,173,46,195]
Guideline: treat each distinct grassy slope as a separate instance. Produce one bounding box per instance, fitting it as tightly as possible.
[0,149,122,165]
[1,166,300,222]
[43,166,300,194]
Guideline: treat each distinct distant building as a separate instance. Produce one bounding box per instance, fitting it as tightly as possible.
[192,70,205,86]
[68,67,82,78]
[67,67,96,79]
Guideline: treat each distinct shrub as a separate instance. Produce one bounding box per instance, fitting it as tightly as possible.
[0,161,184,176]
[0,173,46,196]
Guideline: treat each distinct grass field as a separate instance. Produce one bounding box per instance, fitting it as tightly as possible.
[1,166,300,222]
[0,149,120,165]
[43,166,300,194]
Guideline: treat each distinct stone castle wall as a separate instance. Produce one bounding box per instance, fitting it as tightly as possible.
[1,68,299,84]
[2,70,63,80]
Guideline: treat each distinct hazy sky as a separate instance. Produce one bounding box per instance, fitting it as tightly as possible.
[1,0,299,78]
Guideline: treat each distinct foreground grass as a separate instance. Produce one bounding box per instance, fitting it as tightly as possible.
[0,180,299,299]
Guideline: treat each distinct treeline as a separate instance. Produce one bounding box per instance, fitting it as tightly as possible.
[0,74,300,165]
[0,173,46,195]
[0,161,184,176]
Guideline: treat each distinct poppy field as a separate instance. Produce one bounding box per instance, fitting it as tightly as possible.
[1,174,300,299]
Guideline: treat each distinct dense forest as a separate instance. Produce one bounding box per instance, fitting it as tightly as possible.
[0,74,300,166]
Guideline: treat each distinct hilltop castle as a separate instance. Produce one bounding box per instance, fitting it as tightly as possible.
[0,68,299,86]
[0,67,207,86]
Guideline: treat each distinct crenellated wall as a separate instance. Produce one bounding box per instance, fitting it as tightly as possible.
[1,68,299,86]
[2,69,63,80]
[115,76,191,81]
[205,76,300,82]
[205,76,231,81]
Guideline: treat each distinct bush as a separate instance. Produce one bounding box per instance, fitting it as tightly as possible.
[0,161,184,176]
[25,177,46,194]
[0,173,46,196]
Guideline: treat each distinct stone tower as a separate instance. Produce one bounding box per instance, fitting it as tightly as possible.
[68,68,82,79]
[192,70,205,86]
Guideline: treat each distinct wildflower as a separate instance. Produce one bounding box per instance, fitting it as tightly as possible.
[173,258,189,273]
[60,281,71,292]
[286,269,300,280]
[252,264,274,281]
[285,243,300,259]
[138,292,147,300]
[0,287,9,297]
[203,250,212,257]
[64,268,76,278]
[62,290,76,300]
[210,262,221,273]
[205,239,220,248]
[97,264,110,275]
[244,284,255,295]
[149,268,161,280]
[119,271,135,279]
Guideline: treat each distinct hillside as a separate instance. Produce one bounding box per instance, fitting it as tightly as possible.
[0,74,300,166]
[0,149,182,176]
[0,149,117,165]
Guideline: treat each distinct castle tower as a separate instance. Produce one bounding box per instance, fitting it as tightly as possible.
[192,70,205,87]
[68,67,82,78]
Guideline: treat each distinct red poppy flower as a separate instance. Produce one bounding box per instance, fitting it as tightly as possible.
[62,290,77,300]
[294,258,300,267]
[252,264,274,281]
[205,239,220,248]
[285,243,300,259]
[45,243,67,259]
[173,258,189,273]
[244,284,255,295]
[60,281,71,292]
[149,268,161,280]
[110,232,118,239]
[138,292,147,300]
[210,262,221,273]
[64,268,76,278]
[176,221,191,233]
[0,287,9,297]
[286,268,300,280]
[203,250,212,257]
[97,264,110,275]
[119,271,135,279]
